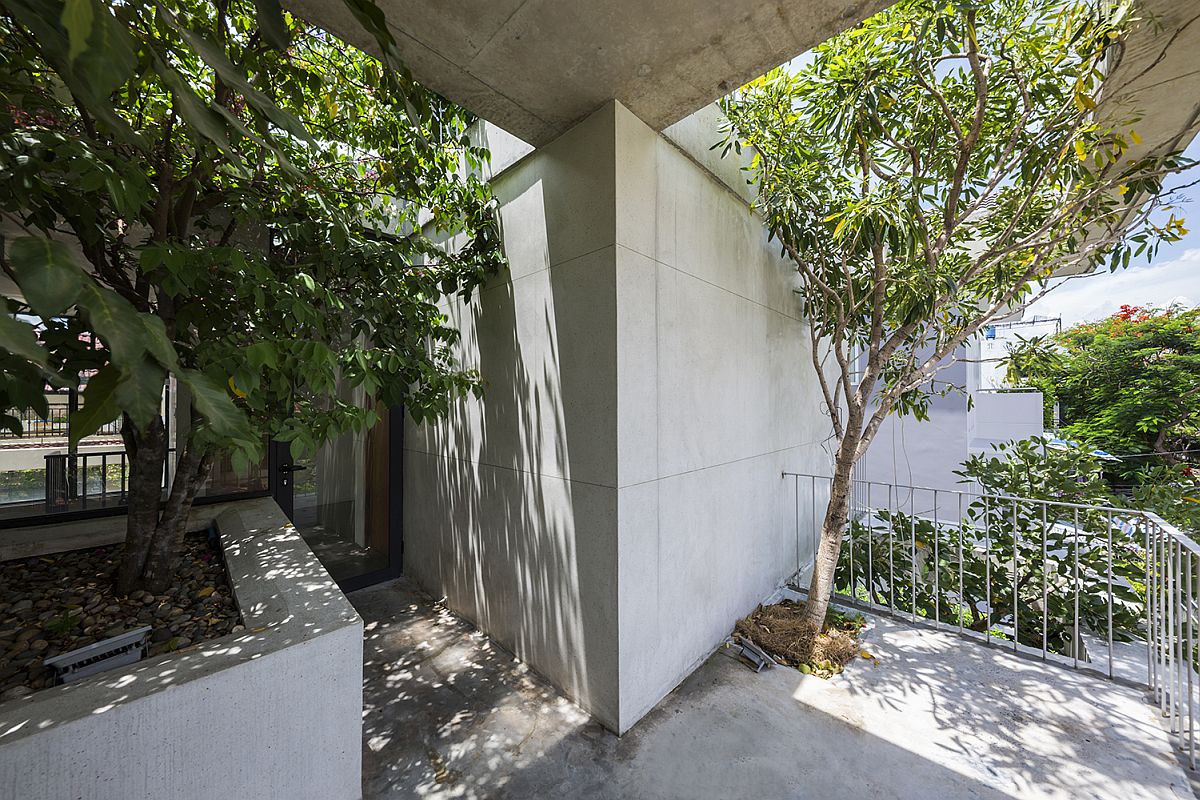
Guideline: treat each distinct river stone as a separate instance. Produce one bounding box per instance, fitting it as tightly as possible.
[0,533,242,700]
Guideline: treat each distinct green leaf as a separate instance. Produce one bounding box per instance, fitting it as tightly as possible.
[245,341,278,370]
[136,314,180,371]
[76,281,147,363]
[157,6,310,142]
[114,356,167,429]
[4,0,141,145]
[149,49,242,166]
[179,369,249,438]
[61,0,94,62]
[8,236,85,318]
[0,314,47,367]
[254,0,292,52]
[73,0,136,98]
[69,363,120,446]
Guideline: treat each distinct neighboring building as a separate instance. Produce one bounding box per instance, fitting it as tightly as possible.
[859,335,1046,497]
[978,315,1062,391]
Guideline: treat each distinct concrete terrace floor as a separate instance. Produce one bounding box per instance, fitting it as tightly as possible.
[351,578,1194,800]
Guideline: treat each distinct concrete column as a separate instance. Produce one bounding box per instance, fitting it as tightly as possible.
[403,104,623,728]
[404,101,832,733]
[610,104,831,728]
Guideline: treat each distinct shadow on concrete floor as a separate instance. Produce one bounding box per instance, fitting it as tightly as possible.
[351,577,1193,800]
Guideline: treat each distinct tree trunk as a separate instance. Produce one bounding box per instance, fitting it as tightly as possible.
[799,433,860,631]
[140,441,212,594]
[1154,427,1180,466]
[116,414,168,595]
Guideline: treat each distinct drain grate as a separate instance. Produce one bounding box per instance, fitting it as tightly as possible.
[44,626,152,685]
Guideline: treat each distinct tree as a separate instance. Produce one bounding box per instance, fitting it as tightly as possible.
[721,0,1193,631]
[1005,305,1200,471]
[0,0,503,593]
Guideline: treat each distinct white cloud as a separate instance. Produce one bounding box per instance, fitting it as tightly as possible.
[1025,248,1200,325]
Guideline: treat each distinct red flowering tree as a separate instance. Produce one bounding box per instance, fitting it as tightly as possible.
[1006,304,1200,470]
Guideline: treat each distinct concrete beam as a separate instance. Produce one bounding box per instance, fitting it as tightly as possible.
[284,0,889,145]
[1103,1,1200,161]
[1045,0,1200,278]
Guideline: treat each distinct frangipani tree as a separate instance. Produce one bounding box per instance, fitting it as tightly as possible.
[722,0,1193,630]
[0,0,502,592]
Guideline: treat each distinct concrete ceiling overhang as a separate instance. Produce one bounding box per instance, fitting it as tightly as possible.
[1046,0,1200,279]
[1101,1,1200,160]
[283,0,890,146]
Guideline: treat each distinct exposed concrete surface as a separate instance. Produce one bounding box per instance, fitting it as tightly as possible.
[284,0,891,145]
[356,577,1193,800]
[612,103,831,729]
[402,102,623,729]
[1102,1,1200,164]
[0,498,363,800]
[401,101,831,732]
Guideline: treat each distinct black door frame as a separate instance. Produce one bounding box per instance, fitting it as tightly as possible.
[268,407,404,592]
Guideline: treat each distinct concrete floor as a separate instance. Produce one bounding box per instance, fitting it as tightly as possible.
[352,578,1194,800]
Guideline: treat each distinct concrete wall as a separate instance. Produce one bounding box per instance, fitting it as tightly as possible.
[968,390,1045,454]
[403,104,623,728]
[403,101,832,732]
[611,105,831,727]
[0,499,363,800]
[858,354,971,496]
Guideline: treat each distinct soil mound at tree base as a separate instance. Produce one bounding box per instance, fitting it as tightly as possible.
[735,599,866,678]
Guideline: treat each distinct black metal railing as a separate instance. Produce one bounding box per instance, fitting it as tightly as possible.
[43,448,174,513]
[1,399,121,440]
[44,449,128,512]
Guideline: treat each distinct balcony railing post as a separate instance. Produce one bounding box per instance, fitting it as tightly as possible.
[888,483,896,618]
[1185,551,1195,767]
[792,473,799,580]
[1042,503,1049,661]
[1149,519,1158,701]
[867,482,874,607]
[1176,537,1185,736]
[811,475,817,579]
[910,491,917,623]
[1072,508,1080,667]
[1161,523,1167,709]
[933,489,940,629]
[1106,511,1114,679]
[985,495,992,644]
[1012,499,1019,653]
[958,491,965,635]
[848,480,856,601]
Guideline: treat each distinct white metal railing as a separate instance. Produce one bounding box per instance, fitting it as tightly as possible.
[783,471,1200,768]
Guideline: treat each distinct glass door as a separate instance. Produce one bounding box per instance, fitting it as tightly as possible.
[271,407,399,588]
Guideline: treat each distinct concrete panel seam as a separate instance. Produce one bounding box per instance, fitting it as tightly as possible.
[474,242,617,299]
[616,242,802,322]
[660,127,766,210]
[383,21,553,131]
[470,0,534,63]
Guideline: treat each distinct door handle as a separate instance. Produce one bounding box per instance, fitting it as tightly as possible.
[279,464,309,474]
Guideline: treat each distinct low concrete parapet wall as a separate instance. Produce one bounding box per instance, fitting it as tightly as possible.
[0,497,363,800]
